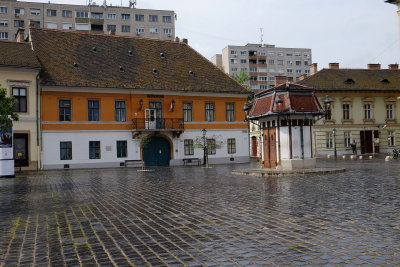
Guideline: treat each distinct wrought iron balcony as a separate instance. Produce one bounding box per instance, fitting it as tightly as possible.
[132,118,184,131]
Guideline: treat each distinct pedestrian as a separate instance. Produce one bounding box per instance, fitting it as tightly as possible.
[351,140,357,155]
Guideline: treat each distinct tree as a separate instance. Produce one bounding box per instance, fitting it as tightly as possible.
[0,86,18,131]
[194,134,224,167]
[231,70,250,88]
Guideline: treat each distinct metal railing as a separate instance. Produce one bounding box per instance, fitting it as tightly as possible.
[132,118,184,130]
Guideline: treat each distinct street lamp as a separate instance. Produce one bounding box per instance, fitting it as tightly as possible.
[202,129,208,166]
[333,128,337,158]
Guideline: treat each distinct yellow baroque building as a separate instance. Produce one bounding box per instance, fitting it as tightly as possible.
[300,63,400,156]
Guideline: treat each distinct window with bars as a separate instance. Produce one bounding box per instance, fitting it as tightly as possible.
[59,99,71,121]
[184,139,194,155]
[183,102,192,122]
[116,140,127,158]
[227,138,236,154]
[12,88,27,112]
[89,141,101,159]
[115,101,126,121]
[205,102,215,122]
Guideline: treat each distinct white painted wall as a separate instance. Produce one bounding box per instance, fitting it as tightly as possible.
[291,126,312,159]
[42,129,249,169]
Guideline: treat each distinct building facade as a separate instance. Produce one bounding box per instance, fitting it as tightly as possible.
[299,63,400,156]
[0,37,41,170]
[212,44,312,89]
[0,0,175,41]
[28,28,250,169]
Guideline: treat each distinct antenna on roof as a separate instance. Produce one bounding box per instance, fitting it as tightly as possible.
[260,27,264,46]
[129,0,136,8]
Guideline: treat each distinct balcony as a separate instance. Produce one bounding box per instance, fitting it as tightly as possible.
[132,118,184,137]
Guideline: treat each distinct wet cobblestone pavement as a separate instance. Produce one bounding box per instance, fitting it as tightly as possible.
[1,157,400,266]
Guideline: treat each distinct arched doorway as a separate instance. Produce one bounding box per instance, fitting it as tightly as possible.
[251,136,258,157]
[143,136,171,166]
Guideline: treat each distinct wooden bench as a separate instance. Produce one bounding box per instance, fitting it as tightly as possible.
[124,160,142,167]
[182,158,201,166]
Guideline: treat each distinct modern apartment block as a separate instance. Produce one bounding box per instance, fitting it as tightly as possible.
[212,44,312,89]
[0,0,175,41]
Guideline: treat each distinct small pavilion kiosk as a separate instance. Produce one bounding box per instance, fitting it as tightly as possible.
[246,82,328,170]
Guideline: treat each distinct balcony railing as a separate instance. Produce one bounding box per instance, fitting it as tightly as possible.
[132,118,184,130]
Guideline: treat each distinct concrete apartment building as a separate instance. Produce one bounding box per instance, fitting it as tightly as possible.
[212,44,312,89]
[0,0,175,41]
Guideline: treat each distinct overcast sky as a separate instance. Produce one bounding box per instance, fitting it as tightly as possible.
[29,0,400,69]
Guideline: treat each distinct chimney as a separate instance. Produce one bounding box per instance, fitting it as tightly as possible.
[329,63,339,69]
[310,63,318,75]
[388,64,399,70]
[367,64,381,70]
[182,38,188,44]
[299,74,308,81]
[275,75,288,86]
[16,28,25,43]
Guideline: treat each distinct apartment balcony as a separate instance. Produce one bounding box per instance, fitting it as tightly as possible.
[132,118,184,137]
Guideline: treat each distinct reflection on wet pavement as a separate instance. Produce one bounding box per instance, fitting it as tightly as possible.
[1,158,400,266]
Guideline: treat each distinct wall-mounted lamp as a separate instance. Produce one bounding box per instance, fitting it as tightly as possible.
[139,99,143,110]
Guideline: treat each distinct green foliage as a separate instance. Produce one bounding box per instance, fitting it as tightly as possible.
[231,70,250,86]
[134,133,151,147]
[0,87,18,131]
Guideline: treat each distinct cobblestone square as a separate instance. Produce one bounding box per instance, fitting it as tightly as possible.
[1,158,400,266]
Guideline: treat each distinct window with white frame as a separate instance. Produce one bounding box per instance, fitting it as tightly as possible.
[344,132,351,148]
[240,68,247,71]
[62,23,72,30]
[388,131,395,146]
[135,27,145,34]
[230,50,237,55]
[163,28,171,35]
[0,19,8,27]
[296,69,302,74]
[240,59,246,63]
[326,132,333,148]
[205,102,215,122]
[277,60,283,65]
[386,104,394,119]
[250,76,257,81]
[304,61,309,66]
[287,69,293,74]
[91,12,103,19]
[75,23,89,31]
[305,69,310,74]
[230,59,238,64]
[62,10,72,18]
[260,85,268,89]
[251,84,259,89]
[295,52,301,57]
[47,9,56,17]
[207,139,216,155]
[30,9,40,16]
[249,67,257,72]
[46,22,57,29]
[0,32,8,39]
[268,77,275,82]
[259,76,267,81]
[343,103,350,120]
[364,104,372,120]
[258,51,266,56]
[286,53,293,57]
[162,16,171,23]
[149,15,158,22]
[149,27,158,34]
[226,103,235,122]
[268,59,274,65]
[268,52,275,56]
[76,11,88,18]
[231,67,238,72]
[184,139,194,155]
[107,13,116,20]
[107,25,116,32]
[14,20,24,27]
[0,7,8,14]
[240,50,247,55]
[14,8,24,15]
[277,52,283,56]
[287,60,293,65]
[121,14,130,20]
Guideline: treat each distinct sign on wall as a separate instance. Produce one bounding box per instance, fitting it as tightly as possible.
[0,128,12,148]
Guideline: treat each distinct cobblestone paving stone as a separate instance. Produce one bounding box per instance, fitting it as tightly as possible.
[1,157,400,266]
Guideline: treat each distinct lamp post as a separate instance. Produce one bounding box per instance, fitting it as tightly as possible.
[202,129,208,167]
[333,128,337,158]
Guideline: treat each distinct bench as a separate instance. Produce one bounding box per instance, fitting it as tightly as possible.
[124,160,142,168]
[183,158,201,166]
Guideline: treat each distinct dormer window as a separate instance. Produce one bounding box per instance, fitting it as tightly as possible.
[92,47,97,52]
[160,52,165,59]
[344,78,355,84]
[189,70,194,77]
[128,49,133,56]
[73,62,79,68]
[153,68,158,74]
[119,66,125,72]
[380,78,390,84]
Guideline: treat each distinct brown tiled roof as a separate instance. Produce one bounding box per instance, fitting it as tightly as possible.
[248,82,323,118]
[0,41,40,69]
[30,28,250,94]
[299,69,400,91]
